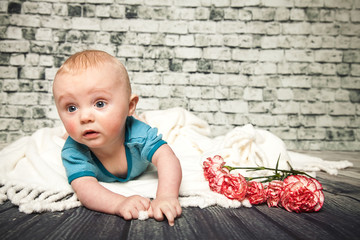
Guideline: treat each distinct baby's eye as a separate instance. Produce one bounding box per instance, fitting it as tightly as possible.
[67,105,77,113]
[95,101,106,108]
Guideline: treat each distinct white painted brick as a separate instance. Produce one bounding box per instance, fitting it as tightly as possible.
[311,23,340,36]
[101,19,129,32]
[254,62,277,75]
[163,73,189,85]
[189,74,219,86]
[0,67,17,78]
[45,68,58,80]
[0,40,30,53]
[35,28,52,41]
[232,49,259,61]
[201,87,214,99]
[218,21,246,34]
[294,0,323,7]
[351,64,360,76]
[275,8,290,21]
[136,98,160,110]
[329,102,356,115]
[0,1,8,13]
[179,35,195,46]
[96,5,111,17]
[2,80,19,92]
[245,22,266,34]
[290,8,305,21]
[214,86,229,99]
[131,72,162,84]
[285,50,314,62]
[174,0,201,6]
[220,100,248,113]
[41,16,72,29]
[231,0,260,7]
[261,0,294,7]
[219,74,248,86]
[243,87,263,101]
[190,99,219,112]
[282,76,312,88]
[334,89,350,101]
[282,22,311,35]
[300,102,326,114]
[25,54,39,66]
[248,102,271,113]
[6,27,22,39]
[298,128,326,140]
[185,86,202,98]
[159,21,187,34]
[277,88,293,100]
[189,21,216,34]
[324,0,352,9]
[182,60,197,72]
[195,7,210,20]
[174,47,202,59]
[72,17,101,31]
[7,93,39,105]
[203,47,231,60]
[259,50,284,62]
[9,15,40,27]
[342,77,360,89]
[20,67,44,79]
[272,101,299,114]
[146,0,172,6]
[315,50,343,63]
[117,45,144,57]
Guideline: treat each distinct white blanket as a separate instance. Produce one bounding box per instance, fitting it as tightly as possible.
[0,108,353,214]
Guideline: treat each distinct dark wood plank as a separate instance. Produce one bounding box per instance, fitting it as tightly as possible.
[0,151,359,240]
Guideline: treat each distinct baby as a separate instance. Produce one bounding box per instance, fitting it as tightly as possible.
[52,50,182,226]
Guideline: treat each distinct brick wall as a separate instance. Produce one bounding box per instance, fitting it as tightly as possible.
[0,0,359,151]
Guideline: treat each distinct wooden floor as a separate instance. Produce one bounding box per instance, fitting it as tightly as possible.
[0,151,359,240]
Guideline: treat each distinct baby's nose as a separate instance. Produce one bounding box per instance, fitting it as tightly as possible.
[80,109,95,123]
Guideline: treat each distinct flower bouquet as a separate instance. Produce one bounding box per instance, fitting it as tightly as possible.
[202,155,324,213]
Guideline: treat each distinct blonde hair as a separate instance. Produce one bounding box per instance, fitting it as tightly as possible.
[54,50,131,95]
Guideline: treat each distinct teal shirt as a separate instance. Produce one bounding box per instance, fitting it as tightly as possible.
[62,116,166,184]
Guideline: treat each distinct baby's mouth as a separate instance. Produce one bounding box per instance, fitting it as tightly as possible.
[83,130,99,138]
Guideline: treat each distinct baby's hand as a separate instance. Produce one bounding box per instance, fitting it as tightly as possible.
[148,196,182,226]
[115,195,151,220]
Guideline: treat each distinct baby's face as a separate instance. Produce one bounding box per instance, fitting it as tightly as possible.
[53,64,131,149]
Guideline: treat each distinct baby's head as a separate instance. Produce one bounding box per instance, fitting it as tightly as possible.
[53,50,138,148]
[54,50,131,97]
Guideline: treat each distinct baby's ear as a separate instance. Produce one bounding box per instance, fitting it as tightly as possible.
[128,94,139,116]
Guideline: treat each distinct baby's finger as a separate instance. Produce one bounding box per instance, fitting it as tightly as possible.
[139,197,151,210]
[163,209,175,226]
[153,207,165,221]
[147,206,154,218]
[176,204,182,217]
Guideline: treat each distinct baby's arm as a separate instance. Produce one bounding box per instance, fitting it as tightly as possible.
[71,176,151,220]
[149,144,182,226]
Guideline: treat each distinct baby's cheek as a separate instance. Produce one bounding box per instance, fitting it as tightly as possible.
[64,121,76,137]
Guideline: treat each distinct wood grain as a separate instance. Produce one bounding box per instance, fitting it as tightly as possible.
[0,151,359,240]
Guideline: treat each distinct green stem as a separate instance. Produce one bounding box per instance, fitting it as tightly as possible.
[223,160,313,181]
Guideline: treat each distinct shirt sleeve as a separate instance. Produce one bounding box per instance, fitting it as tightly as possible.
[126,117,167,163]
[142,126,167,162]
[62,137,97,184]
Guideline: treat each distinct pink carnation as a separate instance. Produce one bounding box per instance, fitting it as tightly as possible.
[246,181,267,205]
[280,175,325,213]
[203,155,226,181]
[221,173,247,201]
[203,155,247,201]
[266,180,284,208]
